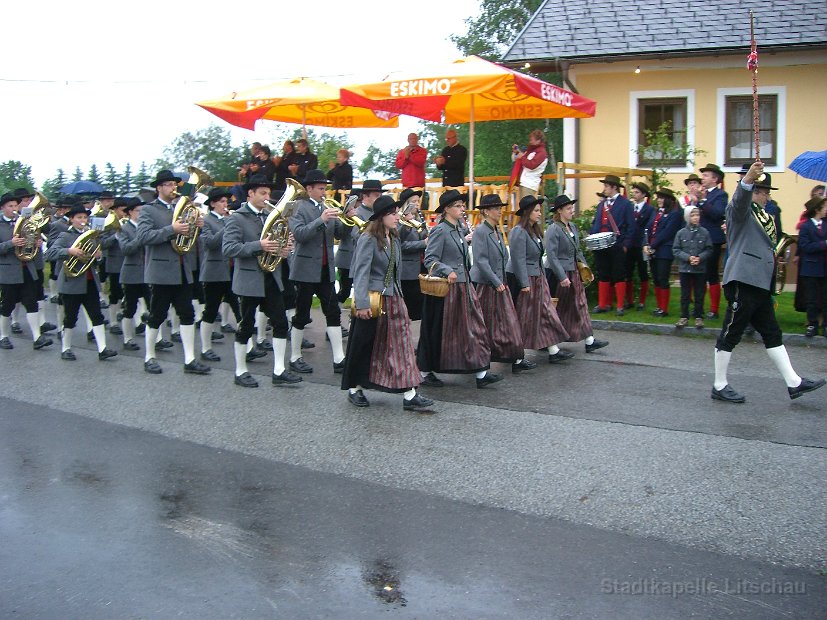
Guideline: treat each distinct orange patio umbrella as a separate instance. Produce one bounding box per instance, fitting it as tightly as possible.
[341,55,597,203]
[197,77,399,133]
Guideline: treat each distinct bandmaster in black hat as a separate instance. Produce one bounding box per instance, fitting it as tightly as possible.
[753,172,778,191]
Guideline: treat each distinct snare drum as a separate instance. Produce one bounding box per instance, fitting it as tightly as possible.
[584,232,616,251]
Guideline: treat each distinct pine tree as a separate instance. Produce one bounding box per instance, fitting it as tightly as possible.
[87,164,101,184]
[134,162,150,188]
[72,166,83,182]
[121,163,132,194]
[41,168,67,201]
[104,162,118,192]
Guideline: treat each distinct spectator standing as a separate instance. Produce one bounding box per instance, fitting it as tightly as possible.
[395,133,427,188]
[435,129,467,187]
[327,148,353,203]
[274,140,298,190]
[697,163,728,319]
[673,206,712,328]
[290,139,319,183]
[796,195,827,337]
[644,188,684,317]
[625,182,655,310]
[510,129,549,200]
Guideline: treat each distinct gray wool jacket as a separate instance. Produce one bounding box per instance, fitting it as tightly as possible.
[672,224,712,274]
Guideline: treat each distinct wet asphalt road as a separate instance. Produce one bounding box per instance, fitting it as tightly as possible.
[1,308,826,618]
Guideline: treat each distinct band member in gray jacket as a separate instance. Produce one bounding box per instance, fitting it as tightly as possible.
[398,187,428,320]
[545,195,608,353]
[117,198,149,350]
[287,169,348,374]
[507,195,571,363]
[417,190,500,389]
[470,194,531,372]
[100,197,128,335]
[223,174,302,388]
[712,161,824,403]
[341,195,433,411]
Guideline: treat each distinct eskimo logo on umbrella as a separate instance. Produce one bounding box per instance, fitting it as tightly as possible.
[244,99,280,110]
[389,79,453,97]
[540,84,573,107]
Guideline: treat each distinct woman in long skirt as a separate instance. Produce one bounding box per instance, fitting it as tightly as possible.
[507,195,572,363]
[416,189,502,389]
[544,195,609,353]
[470,194,535,373]
[341,194,434,412]
[397,187,428,321]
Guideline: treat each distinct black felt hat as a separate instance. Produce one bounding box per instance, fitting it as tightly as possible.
[124,197,144,213]
[549,195,577,212]
[478,194,509,210]
[66,204,91,218]
[205,187,234,205]
[699,163,725,180]
[0,192,18,207]
[399,187,423,204]
[13,187,35,199]
[631,182,651,196]
[515,194,545,216]
[753,172,778,190]
[302,169,331,187]
[683,173,702,186]
[243,174,277,193]
[113,197,128,209]
[599,174,624,188]
[435,189,467,213]
[368,194,400,221]
[358,179,387,194]
[150,169,182,187]
[655,188,676,199]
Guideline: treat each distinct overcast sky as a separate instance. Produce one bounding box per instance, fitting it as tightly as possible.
[3,0,480,184]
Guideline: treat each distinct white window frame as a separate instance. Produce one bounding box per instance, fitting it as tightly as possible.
[629,89,696,173]
[716,86,786,174]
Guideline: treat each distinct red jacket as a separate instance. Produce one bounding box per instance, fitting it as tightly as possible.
[395,146,427,188]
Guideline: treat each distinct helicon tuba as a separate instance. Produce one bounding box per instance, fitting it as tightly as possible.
[63,210,122,278]
[258,178,303,272]
[170,166,212,255]
[13,191,51,261]
[773,232,797,295]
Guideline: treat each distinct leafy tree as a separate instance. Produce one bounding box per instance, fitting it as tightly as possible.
[451,0,544,59]
[72,166,84,182]
[358,144,400,179]
[87,164,101,184]
[41,168,67,201]
[104,162,118,192]
[134,162,150,189]
[157,124,247,181]
[121,163,133,194]
[0,160,36,196]
[632,122,706,191]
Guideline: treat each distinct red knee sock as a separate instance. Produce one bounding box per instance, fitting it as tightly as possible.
[639,281,649,305]
[709,283,721,313]
[662,287,671,313]
[614,282,627,309]
[598,281,611,308]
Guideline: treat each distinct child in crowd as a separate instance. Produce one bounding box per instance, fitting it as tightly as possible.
[673,206,712,328]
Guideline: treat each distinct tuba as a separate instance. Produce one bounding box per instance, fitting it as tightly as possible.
[13,192,51,261]
[63,211,122,278]
[325,196,367,231]
[170,166,212,255]
[773,232,797,295]
[258,178,303,272]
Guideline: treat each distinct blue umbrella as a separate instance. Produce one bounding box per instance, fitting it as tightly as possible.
[789,150,827,183]
[59,180,106,194]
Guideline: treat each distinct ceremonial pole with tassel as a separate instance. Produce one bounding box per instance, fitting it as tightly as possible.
[748,10,761,163]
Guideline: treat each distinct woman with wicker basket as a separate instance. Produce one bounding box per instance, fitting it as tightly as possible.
[341,195,434,412]
[507,195,572,363]
[470,194,534,373]
[544,195,609,354]
[416,190,502,389]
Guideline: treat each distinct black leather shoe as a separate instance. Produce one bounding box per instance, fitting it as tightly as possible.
[403,393,434,411]
[87,330,95,342]
[184,360,212,374]
[156,339,174,350]
[109,324,123,335]
[289,357,313,373]
[116,312,124,321]
[706,311,719,319]
[33,335,53,350]
[348,390,369,407]
[211,332,224,341]
[123,340,140,351]
[40,322,57,333]
[61,349,76,361]
[788,377,826,400]
[257,339,273,351]
[171,332,182,343]
[272,370,302,385]
[50,295,60,304]
[234,372,258,388]
[98,348,118,361]
[135,323,146,334]
[420,372,444,387]
[341,327,350,338]
[711,385,745,403]
[220,324,236,334]
[144,358,162,374]
[0,337,13,350]
[201,349,221,362]
[301,337,315,349]
[11,322,22,334]
[246,346,267,362]
[100,300,109,309]
[141,312,151,324]
[652,308,666,317]
[592,305,610,314]
[585,339,609,353]
[333,360,346,374]
[805,325,817,338]
[636,303,646,311]
[511,359,537,373]
[615,308,625,317]
[476,372,504,388]
[548,350,575,363]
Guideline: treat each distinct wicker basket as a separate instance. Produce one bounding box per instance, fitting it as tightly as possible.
[419,265,450,297]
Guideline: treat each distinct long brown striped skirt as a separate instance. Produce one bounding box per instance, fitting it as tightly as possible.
[476,283,524,363]
[555,269,593,343]
[416,282,491,374]
[515,274,570,350]
[340,295,420,393]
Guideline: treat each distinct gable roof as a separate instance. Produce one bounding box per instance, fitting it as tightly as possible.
[503,0,827,63]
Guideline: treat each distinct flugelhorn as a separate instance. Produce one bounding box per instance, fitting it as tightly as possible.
[258,178,302,272]
[325,196,367,231]
[63,210,122,278]
[170,166,212,255]
[13,191,51,261]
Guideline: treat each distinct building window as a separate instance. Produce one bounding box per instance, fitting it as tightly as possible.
[724,95,777,166]
[637,98,687,166]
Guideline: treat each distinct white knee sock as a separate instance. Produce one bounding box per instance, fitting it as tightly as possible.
[13,304,23,323]
[92,324,107,353]
[38,299,47,327]
[585,335,595,345]
[246,338,254,353]
[81,306,91,333]
[56,304,64,330]
[193,300,204,321]
[108,302,120,327]
[290,328,303,361]
[0,315,10,339]
[475,370,487,379]
[349,386,363,394]
[26,312,41,340]
[180,323,196,364]
[48,279,57,298]
[145,327,158,361]
[273,338,287,375]
[62,327,73,352]
[766,345,801,388]
[171,312,180,336]
[137,297,147,320]
[548,344,560,355]
[122,317,134,343]
[256,311,267,343]
[234,342,248,377]
[713,349,731,390]
[327,326,345,364]
[403,388,416,400]
[199,321,213,354]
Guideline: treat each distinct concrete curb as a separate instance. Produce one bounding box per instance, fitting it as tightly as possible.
[591,319,827,348]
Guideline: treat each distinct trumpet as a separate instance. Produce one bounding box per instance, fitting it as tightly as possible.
[325,196,367,231]
[170,166,211,255]
[258,178,303,272]
[399,214,427,232]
